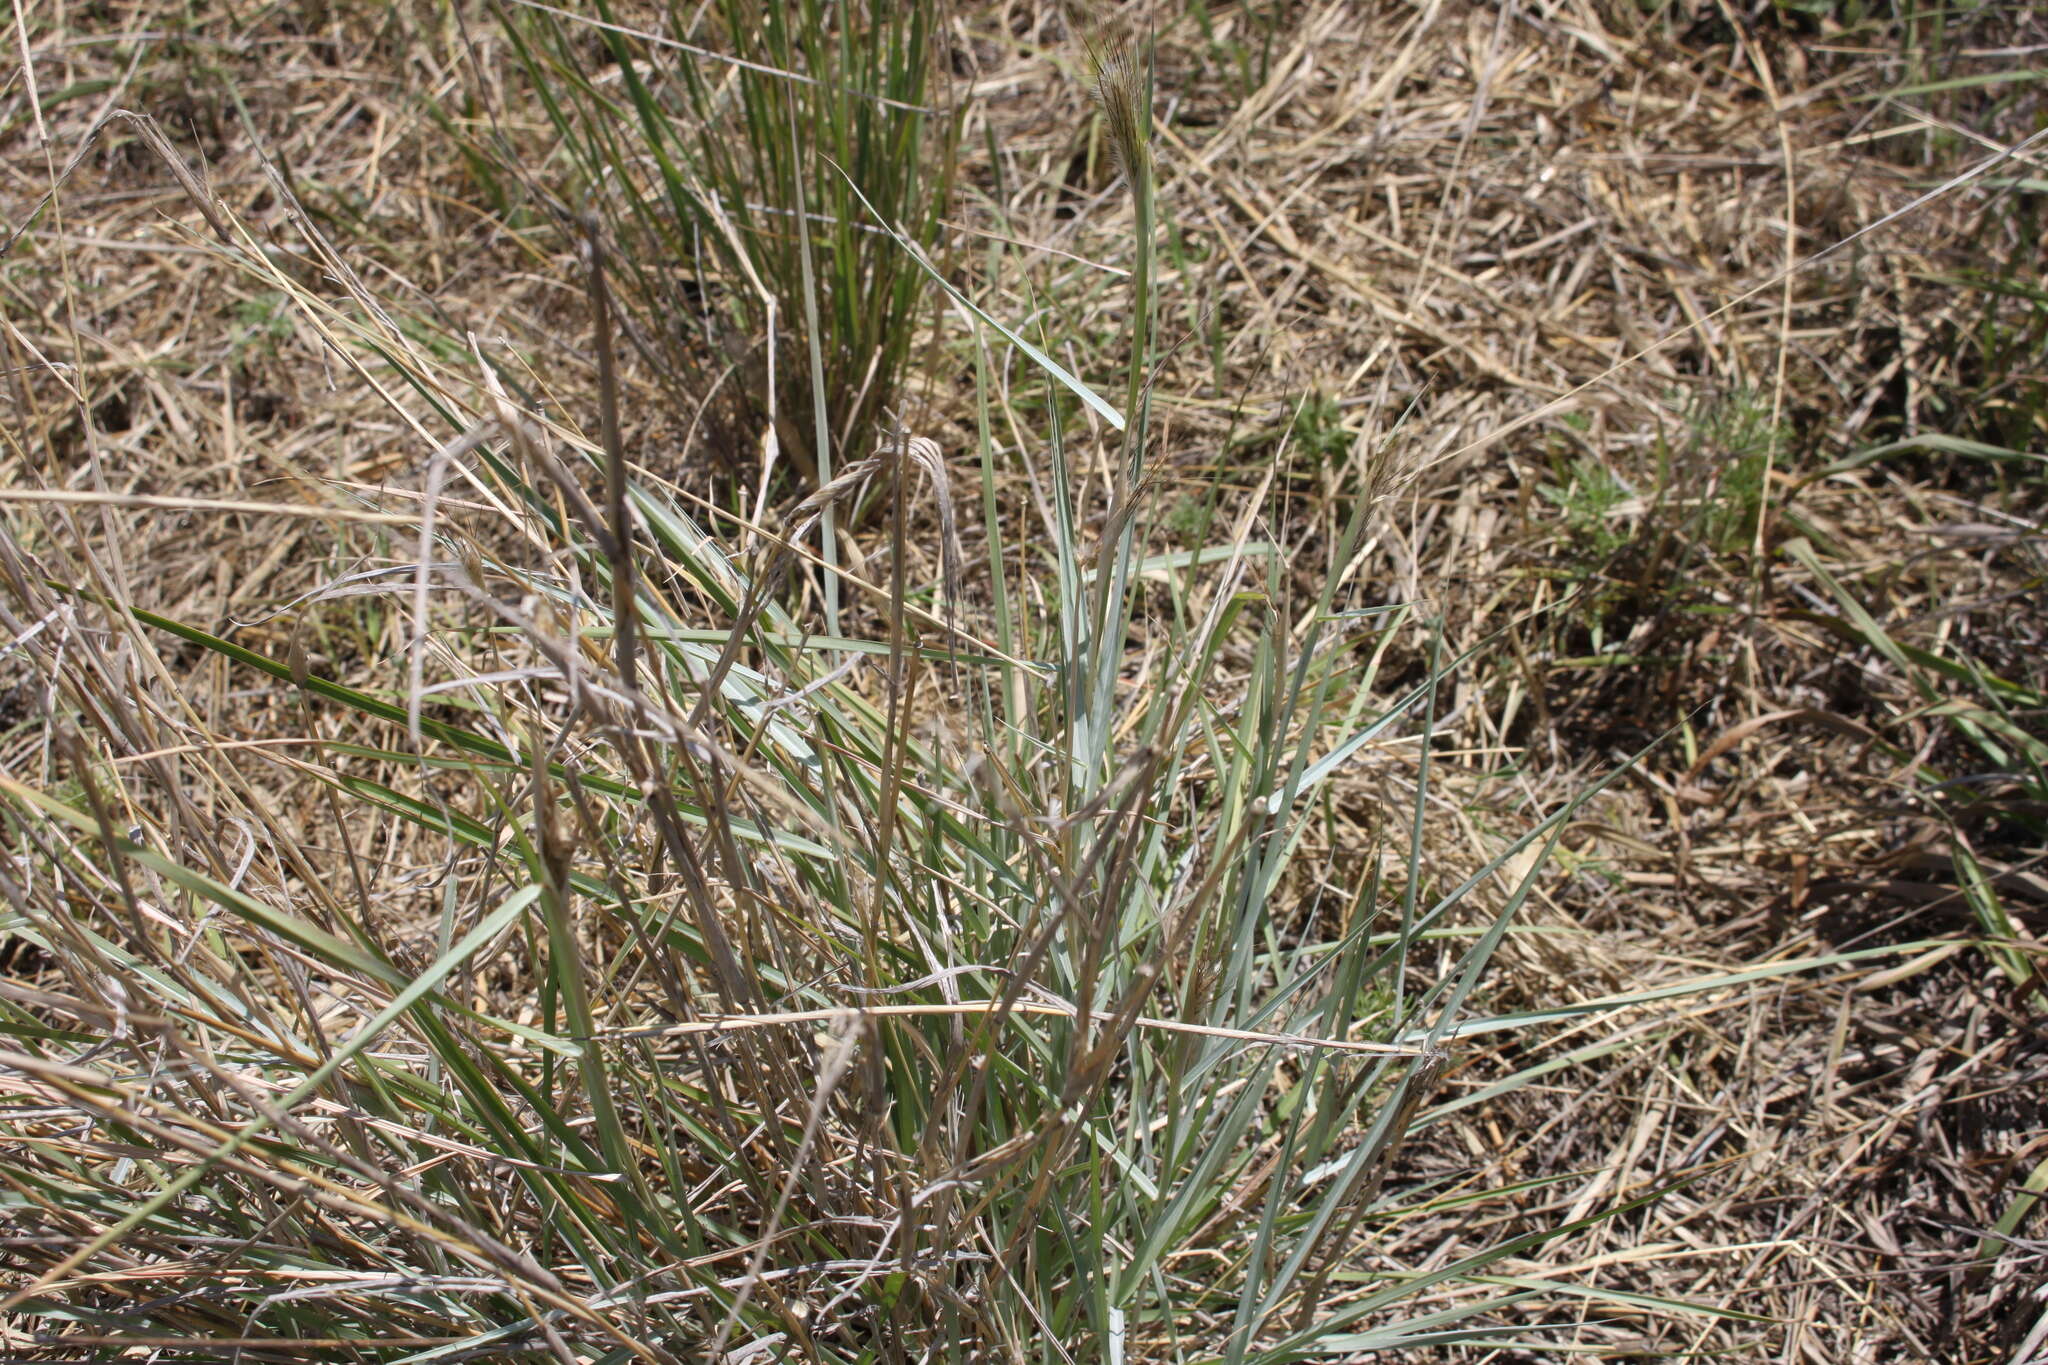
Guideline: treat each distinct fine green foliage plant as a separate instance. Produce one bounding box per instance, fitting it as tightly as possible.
[1538,456,1631,560]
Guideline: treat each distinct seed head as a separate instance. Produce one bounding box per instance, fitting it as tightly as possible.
[1085,33,1152,187]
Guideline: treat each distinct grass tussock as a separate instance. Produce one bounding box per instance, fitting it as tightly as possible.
[2,1,2045,1361]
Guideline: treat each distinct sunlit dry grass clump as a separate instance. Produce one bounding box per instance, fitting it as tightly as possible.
[1,1,2044,1362]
